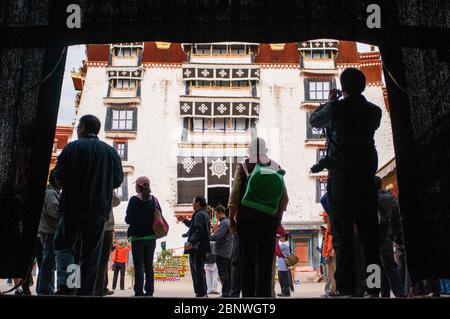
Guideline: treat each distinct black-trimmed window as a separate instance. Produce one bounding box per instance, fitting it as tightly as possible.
[305,79,333,101]
[232,118,249,131]
[316,180,327,203]
[193,80,250,88]
[193,118,210,132]
[106,108,137,132]
[306,112,325,139]
[230,46,246,55]
[108,79,140,98]
[217,81,230,87]
[177,180,205,204]
[114,141,128,161]
[196,47,210,55]
[212,46,227,55]
[304,50,332,59]
[188,118,253,133]
[195,80,210,87]
[113,79,137,89]
[113,47,138,57]
[116,174,128,201]
[213,118,226,131]
[317,149,327,164]
[231,80,249,87]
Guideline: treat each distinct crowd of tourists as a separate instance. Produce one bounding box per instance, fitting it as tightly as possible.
[4,68,450,298]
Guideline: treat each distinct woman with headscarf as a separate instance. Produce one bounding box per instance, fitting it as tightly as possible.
[125,176,161,296]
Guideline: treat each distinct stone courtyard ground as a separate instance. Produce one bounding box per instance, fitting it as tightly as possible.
[0,270,326,298]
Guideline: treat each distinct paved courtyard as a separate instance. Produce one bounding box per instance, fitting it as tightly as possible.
[0,271,326,298]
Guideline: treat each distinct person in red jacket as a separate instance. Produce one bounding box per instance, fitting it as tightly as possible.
[320,210,336,297]
[111,240,131,290]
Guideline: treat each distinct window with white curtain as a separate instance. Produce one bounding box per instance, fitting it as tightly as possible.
[112,109,134,130]
[308,80,330,100]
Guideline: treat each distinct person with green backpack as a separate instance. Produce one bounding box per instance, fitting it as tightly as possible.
[228,138,289,297]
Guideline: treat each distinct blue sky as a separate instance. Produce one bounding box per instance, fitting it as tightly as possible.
[57,45,86,125]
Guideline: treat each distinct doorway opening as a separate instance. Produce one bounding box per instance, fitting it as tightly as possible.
[207,187,230,208]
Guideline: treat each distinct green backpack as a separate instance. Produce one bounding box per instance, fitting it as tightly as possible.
[241,160,286,215]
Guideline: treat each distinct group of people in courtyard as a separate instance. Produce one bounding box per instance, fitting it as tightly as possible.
[5,68,450,298]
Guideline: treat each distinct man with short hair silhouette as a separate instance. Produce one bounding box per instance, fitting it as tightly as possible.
[310,68,382,298]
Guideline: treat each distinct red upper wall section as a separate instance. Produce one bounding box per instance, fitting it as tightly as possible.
[336,41,359,64]
[85,41,379,66]
[255,43,300,63]
[142,42,187,63]
[358,52,383,84]
[85,41,383,85]
[86,45,109,62]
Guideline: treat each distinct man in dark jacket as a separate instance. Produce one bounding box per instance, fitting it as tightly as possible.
[54,114,124,295]
[310,68,382,297]
[210,206,233,297]
[36,170,61,295]
[180,196,211,297]
[375,177,406,297]
[229,232,241,297]
[95,191,120,296]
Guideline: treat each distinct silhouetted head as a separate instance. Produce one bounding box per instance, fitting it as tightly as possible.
[193,196,207,211]
[77,114,101,138]
[375,176,382,191]
[135,176,151,200]
[248,137,268,156]
[340,68,366,96]
[215,205,227,219]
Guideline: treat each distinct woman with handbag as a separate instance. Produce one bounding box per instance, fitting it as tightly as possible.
[125,176,163,297]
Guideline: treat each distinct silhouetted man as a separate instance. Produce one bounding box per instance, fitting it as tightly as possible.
[375,176,406,298]
[179,196,211,297]
[310,68,382,297]
[210,206,233,297]
[54,114,124,295]
[94,191,120,296]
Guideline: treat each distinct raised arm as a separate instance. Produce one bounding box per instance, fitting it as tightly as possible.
[309,102,335,128]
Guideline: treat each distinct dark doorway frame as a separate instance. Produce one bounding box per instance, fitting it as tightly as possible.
[1,1,449,283]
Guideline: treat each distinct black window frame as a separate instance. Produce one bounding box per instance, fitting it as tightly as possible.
[232,118,249,131]
[212,46,227,55]
[213,118,226,132]
[316,149,327,164]
[114,47,138,57]
[113,141,128,161]
[116,174,129,201]
[306,112,325,140]
[305,79,333,101]
[304,78,336,101]
[316,179,327,203]
[192,118,210,132]
[105,107,138,132]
